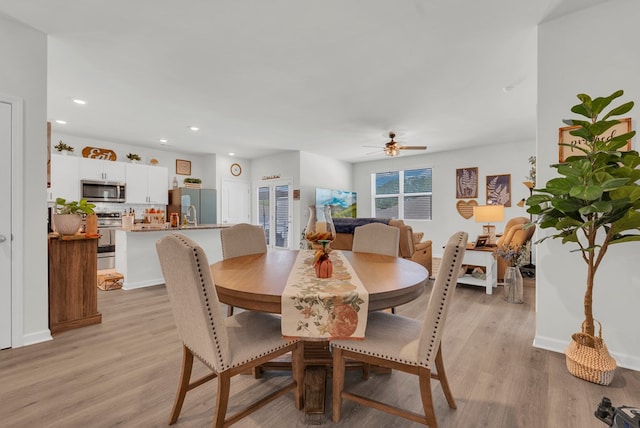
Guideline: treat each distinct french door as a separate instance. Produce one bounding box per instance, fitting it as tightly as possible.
[257,180,292,250]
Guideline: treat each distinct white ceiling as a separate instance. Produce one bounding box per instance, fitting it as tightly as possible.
[0,0,608,162]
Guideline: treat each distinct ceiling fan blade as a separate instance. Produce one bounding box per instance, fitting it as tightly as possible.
[398,145,427,150]
[365,148,384,155]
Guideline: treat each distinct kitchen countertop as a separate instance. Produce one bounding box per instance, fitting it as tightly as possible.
[125,223,232,232]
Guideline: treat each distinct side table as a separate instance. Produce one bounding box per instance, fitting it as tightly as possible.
[457,246,497,294]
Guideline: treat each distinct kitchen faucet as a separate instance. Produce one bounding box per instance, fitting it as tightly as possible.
[186,205,197,227]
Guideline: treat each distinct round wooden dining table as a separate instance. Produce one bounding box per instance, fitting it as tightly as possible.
[210,249,429,415]
[210,249,429,313]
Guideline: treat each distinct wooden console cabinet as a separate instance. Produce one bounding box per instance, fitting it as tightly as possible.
[48,234,102,334]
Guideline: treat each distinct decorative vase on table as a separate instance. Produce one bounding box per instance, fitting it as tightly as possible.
[306,205,336,278]
[504,266,524,304]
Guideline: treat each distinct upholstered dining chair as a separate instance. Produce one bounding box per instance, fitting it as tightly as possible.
[352,222,400,257]
[156,233,303,428]
[220,223,268,316]
[352,222,401,318]
[331,231,468,427]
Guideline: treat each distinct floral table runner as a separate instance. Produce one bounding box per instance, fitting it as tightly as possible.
[281,250,369,339]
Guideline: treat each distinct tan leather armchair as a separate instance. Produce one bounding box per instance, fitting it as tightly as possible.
[496,217,536,280]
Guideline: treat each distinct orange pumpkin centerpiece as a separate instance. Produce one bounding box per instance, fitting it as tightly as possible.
[315,252,333,278]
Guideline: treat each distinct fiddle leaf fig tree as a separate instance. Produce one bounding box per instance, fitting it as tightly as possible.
[526,90,640,339]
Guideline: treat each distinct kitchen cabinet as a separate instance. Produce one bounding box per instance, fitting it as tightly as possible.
[79,157,126,182]
[48,154,80,202]
[125,163,168,204]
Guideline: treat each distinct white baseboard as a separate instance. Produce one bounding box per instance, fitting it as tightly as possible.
[534,335,640,372]
[21,330,53,347]
[122,278,164,290]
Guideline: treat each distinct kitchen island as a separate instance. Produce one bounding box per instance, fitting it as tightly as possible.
[115,224,231,290]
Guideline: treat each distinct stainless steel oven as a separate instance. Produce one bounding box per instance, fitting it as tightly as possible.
[97,212,122,270]
[81,180,126,203]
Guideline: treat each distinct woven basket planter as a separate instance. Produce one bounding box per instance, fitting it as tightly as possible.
[565,321,616,385]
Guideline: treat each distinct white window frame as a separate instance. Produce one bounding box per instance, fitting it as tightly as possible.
[370,168,432,220]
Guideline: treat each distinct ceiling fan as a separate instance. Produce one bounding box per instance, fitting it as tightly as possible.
[375,132,427,157]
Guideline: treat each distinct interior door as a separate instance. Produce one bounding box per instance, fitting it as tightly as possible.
[221,179,250,224]
[257,180,292,249]
[0,101,12,349]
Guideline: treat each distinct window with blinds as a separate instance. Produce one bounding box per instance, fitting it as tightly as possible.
[372,168,432,220]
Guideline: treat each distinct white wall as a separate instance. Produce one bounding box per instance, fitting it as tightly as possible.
[353,140,534,254]
[249,151,353,248]
[52,132,217,189]
[536,0,640,369]
[299,151,353,246]
[0,16,48,345]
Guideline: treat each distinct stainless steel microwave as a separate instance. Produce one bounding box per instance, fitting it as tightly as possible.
[81,180,126,203]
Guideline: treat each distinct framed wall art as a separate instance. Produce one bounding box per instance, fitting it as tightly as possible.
[558,117,632,162]
[486,174,511,207]
[456,167,478,199]
[175,159,191,175]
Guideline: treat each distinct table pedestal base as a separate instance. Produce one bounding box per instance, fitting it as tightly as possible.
[256,340,381,415]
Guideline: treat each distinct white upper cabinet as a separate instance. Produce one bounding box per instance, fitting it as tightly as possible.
[125,163,168,204]
[79,157,126,182]
[49,154,80,202]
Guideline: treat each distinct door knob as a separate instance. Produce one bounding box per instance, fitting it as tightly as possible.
[0,235,6,243]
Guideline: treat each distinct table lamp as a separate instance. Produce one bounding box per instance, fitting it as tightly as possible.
[474,205,504,245]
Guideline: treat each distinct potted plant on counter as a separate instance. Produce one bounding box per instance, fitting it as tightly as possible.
[183,177,202,189]
[126,153,141,163]
[526,90,640,385]
[53,197,96,235]
[53,140,74,155]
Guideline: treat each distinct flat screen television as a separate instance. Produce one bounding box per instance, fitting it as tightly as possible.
[315,188,357,218]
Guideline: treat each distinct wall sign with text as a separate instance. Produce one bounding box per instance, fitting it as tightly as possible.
[82,146,117,161]
[558,117,632,162]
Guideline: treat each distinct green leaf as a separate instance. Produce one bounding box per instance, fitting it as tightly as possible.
[552,198,584,212]
[569,185,603,201]
[609,235,640,244]
[547,178,575,194]
[611,211,640,234]
[591,90,623,116]
[602,100,634,120]
[526,194,552,205]
[600,177,629,190]
[590,120,622,137]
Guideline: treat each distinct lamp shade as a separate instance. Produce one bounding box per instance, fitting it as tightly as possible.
[474,205,505,223]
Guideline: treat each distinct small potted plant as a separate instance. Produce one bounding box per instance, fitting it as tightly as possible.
[183,177,202,188]
[53,197,96,235]
[53,140,74,155]
[126,153,141,163]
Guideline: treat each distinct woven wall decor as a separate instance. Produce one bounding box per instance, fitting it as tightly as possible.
[456,199,478,219]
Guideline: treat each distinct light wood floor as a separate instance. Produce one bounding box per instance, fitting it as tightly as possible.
[1,273,638,427]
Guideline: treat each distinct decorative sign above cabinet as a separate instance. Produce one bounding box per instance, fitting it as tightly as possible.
[82,146,118,161]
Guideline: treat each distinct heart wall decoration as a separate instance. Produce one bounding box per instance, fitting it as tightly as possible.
[457,200,478,219]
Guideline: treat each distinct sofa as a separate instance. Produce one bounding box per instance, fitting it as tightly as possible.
[330,218,433,276]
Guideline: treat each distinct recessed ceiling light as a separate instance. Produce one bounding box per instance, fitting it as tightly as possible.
[73,99,87,105]
[55,120,67,124]
[228,152,235,156]
[189,126,199,131]
[159,139,168,143]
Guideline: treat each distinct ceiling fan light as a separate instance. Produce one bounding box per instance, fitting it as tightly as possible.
[384,147,399,156]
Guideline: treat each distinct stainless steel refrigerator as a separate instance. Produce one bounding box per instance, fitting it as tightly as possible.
[168,187,217,224]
